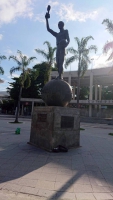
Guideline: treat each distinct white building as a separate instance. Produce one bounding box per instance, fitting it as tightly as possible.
[20,66,113,117]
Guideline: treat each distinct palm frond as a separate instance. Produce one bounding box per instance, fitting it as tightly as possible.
[79,59,88,77]
[103,41,113,53]
[35,49,48,60]
[25,75,31,88]
[81,64,88,77]
[74,37,80,48]
[65,56,77,68]
[81,36,94,48]
[44,41,51,49]
[0,66,4,75]
[82,54,91,64]
[88,45,97,53]
[67,47,78,55]
[10,66,21,75]
[102,19,113,36]
[32,69,39,80]
[27,57,37,64]
[9,55,21,65]
[0,55,7,60]
[25,68,31,74]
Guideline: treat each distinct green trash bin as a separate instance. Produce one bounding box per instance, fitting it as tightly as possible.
[15,128,20,134]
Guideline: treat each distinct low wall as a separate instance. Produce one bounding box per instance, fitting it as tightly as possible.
[80,108,113,118]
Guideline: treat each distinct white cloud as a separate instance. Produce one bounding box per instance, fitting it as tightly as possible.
[4,48,13,56]
[47,1,59,8]
[12,73,20,78]
[7,73,20,79]
[92,52,113,69]
[0,34,3,40]
[0,0,34,25]
[55,3,101,22]
[35,13,45,23]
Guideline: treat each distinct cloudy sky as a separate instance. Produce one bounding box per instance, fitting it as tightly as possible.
[0,0,113,91]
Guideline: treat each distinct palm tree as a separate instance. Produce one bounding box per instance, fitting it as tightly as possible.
[35,41,56,82]
[0,55,7,75]
[65,36,97,108]
[102,19,113,60]
[9,50,37,123]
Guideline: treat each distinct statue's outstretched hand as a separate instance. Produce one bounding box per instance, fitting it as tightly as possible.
[45,12,50,19]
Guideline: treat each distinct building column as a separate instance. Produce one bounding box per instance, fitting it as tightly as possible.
[21,104,24,116]
[95,84,98,109]
[89,71,93,117]
[73,85,75,100]
[99,85,102,110]
[31,101,34,115]
[68,73,71,85]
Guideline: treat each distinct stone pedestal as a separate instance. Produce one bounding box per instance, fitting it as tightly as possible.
[29,106,80,151]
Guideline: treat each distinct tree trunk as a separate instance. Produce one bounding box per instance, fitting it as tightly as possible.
[14,86,22,123]
[77,75,80,108]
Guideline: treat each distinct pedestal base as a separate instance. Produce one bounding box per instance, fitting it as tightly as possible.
[29,106,80,151]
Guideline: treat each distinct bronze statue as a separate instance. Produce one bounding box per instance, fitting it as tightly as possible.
[45,5,70,79]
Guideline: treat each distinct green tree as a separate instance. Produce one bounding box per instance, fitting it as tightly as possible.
[0,55,7,75]
[33,62,51,90]
[35,41,56,82]
[79,87,89,100]
[9,50,37,123]
[7,70,40,101]
[65,36,97,107]
[102,19,113,60]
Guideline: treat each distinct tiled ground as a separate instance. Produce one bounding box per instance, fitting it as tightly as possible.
[0,118,113,199]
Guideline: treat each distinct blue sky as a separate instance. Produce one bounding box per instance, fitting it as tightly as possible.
[0,0,113,91]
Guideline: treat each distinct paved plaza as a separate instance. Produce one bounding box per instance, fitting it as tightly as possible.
[0,117,113,199]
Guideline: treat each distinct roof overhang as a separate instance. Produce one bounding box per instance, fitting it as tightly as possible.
[51,66,113,87]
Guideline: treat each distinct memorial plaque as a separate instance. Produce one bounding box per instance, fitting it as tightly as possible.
[61,116,74,128]
[38,114,47,122]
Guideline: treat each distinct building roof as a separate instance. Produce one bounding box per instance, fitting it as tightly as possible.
[51,66,113,86]
[0,91,9,97]
[0,79,4,83]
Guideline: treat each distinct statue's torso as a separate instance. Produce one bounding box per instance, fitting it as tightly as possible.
[56,30,67,45]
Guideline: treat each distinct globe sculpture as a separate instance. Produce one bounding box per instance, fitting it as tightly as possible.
[41,79,72,107]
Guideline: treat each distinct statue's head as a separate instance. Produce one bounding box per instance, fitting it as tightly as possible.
[58,21,64,30]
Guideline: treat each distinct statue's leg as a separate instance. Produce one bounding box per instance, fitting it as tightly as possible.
[59,49,65,79]
[56,49,59,74]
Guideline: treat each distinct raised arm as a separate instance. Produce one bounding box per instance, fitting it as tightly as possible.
[45,16,57,37]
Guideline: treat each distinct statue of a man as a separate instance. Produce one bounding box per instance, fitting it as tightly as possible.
[45,6,70,79]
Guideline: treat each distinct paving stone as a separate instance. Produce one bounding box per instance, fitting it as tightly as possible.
[93,192,113,199]
[89,177,109,187]
[76,193,96,200]
[36,180,55,190]
[20,186,39,195]
[56,191,76,200]
[73,176,90,185]
[92,185,112,192]
[18,178,38,187]
[42,167,58,174]
[55,181,74,192]
[37,189,56,199]
[73,184,93,193]
[0,182,7,189]
[39,172,57,182]
[56,174,73,183]
[3,183,22,192]
[23,172,41,180]
[57,168,73,175]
